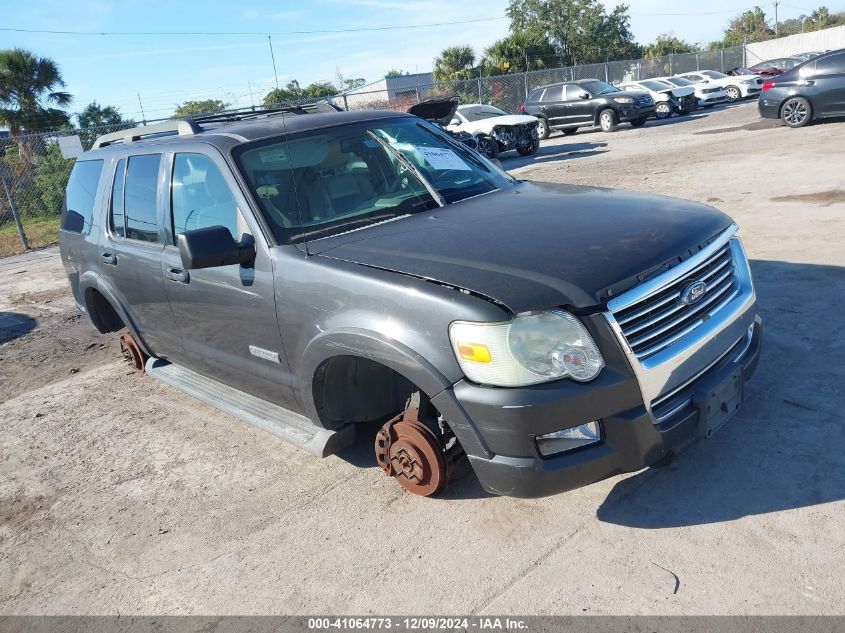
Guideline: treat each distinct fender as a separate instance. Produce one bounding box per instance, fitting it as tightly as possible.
[79,270,153,357]
[297,327,490,459]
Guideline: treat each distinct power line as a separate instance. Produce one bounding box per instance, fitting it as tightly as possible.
[0,16,507,37]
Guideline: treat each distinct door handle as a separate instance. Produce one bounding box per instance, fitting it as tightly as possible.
[166,267,190,283]
[101,252,116,265]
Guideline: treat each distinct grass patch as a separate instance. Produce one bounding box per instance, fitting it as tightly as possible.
[0,215,61,257]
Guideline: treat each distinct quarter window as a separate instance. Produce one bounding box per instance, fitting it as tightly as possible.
[124,154,162,243]
[62,159,103,234]
[171,153,240,241]
[815,53,845,75]
[110,158,126,238]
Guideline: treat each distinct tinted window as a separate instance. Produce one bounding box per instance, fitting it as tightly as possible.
[528,88,545,102]
[124,154,161,243]
[580,80,618,95]
[62,160,103,233]
[815,53,845,75]
[565,85,587,100]
[172,153,240,241]
[542,86,564,102]
[110,158,126,238]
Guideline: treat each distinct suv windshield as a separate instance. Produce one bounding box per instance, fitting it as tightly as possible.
[234,117,513,243]
[580,80,619,95]
[459,105,507,121]
[667,77,693,86]
[702,71,727,79]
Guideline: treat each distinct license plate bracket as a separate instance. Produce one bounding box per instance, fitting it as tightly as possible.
[695,366,744,438]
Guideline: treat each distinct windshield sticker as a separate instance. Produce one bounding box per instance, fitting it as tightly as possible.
[259,148,288,163]
[417,147,472,171]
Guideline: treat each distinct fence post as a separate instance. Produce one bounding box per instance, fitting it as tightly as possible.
[478,76,482,102]
[1,170,29,252]
[696,53,700,70]
[637,61,641,81]
[342,94,349,111]
[669,54,673,75]
[604,62,609,82]
[720,49,725,72]
[523,71,528,98]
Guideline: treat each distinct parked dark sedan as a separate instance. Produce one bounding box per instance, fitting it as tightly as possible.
[522,79,655,138]
[759,48,845,127]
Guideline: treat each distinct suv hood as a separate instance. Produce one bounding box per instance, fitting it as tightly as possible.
[406,98,459,125]
[449,114,538,135]
[311,182,733,313]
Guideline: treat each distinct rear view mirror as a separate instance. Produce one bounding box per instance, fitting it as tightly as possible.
[580,92,590,99]
[178,225,255,270]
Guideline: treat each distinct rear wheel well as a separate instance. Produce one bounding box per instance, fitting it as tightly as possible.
[312,356,416,429]
[84,288,124,333]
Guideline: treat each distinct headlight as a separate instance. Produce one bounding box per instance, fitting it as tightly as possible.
[449,310,604,387]
[613,97,634,104]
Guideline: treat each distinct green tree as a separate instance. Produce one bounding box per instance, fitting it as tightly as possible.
[506,0,639,65]
[385,69,409,77]
[77,101,131,128]
[804,6,844,31]
[263,80,337,106]
[722,7,774,47]
[433,45,476,81]
[31,143,73,216]
[643,33,697,58]
[173,99,229,118]
[0,48,72,134]
[483,32,557,73]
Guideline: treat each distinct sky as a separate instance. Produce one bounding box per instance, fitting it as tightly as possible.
[1,0,839,122]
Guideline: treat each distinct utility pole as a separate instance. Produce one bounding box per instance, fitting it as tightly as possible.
[268,35,279,90]
[774,1,780,37]
[137,93,146,125]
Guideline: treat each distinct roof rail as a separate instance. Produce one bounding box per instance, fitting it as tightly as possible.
[187,101,342,125]
[91,119,202,149]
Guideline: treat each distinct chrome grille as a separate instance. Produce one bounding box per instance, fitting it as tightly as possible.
[611,243,738,359]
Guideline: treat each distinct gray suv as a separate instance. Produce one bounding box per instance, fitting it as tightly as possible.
[60,106,762,498]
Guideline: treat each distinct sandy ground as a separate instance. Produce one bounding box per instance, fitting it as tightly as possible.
[1,102,844,615]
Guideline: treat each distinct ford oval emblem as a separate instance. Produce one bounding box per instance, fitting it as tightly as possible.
[680,280,708,306]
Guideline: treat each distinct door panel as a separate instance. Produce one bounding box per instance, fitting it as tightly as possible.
[99,154,183,358]
[566,85,594,124]
[541,85,566,126]
[811,53,845,115]
[162,150,295,408]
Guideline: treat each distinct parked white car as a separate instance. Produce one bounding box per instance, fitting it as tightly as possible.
[616,79,696,119]
[447,104,540,159]
[677,70,763,102]
[658,76,728,107]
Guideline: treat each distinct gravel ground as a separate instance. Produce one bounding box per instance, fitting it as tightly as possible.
[1,101,844,615]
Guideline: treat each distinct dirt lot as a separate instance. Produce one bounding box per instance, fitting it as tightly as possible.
[1,102,843,615]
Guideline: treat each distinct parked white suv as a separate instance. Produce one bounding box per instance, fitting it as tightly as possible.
[677,70,763,102]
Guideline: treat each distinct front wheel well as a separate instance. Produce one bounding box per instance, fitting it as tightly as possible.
[84,287,124,333]
[312,355,417,429]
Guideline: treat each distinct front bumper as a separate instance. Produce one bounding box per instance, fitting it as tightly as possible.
[698,94,727,106]
[617,105,655,122]
[432,229,762,498]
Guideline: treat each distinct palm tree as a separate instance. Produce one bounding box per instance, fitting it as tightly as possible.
[433,46,476,81]
[0,48,72,134]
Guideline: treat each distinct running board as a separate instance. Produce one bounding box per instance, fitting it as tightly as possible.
[145,358,355,457]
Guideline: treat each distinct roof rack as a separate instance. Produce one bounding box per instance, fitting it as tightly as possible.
[90,101,342,150]
[91,119,202,149]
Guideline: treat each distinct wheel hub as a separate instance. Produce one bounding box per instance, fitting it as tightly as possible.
[375,399,446,497]
[120,332,148,373]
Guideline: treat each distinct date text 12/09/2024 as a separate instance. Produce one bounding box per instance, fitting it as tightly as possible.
[307,618,529,630]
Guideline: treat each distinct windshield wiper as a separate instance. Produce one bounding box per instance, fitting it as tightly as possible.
[365,130,445,208]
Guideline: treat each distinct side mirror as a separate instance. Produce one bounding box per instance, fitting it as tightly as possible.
[178,225,255,270]
[580,92,591,99]
[449,118,460,126]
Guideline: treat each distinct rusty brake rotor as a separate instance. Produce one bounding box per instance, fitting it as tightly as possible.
[119,332,148,373]
[375,405,446,497]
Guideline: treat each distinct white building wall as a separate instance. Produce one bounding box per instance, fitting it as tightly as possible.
[745,25,845,64]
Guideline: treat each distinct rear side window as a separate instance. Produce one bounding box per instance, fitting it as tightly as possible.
[815,53,845,75]
[528,88,545,102]
[171,153,240,241]
[111,158,126,237]
[62,160,103,233]
[124,154,162,242]
[542,85,564,102]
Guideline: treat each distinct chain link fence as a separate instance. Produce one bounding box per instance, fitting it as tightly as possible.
[0,46,747,258]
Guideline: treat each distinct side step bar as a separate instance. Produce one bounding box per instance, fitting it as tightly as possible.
[145,358,355,457]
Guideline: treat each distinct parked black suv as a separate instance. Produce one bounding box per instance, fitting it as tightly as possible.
[759,48,845,127]
[60,105,761,499]
[522,79,656,138]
